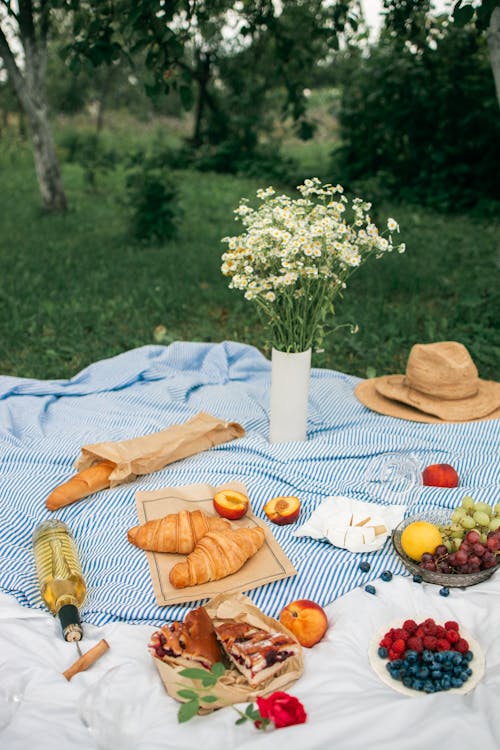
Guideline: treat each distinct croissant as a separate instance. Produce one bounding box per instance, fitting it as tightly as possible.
[127,509,230,554]
[46,460,116,511]
[169,526,265,588]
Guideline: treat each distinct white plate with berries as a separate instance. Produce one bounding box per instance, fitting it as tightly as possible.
[368,618,485,697]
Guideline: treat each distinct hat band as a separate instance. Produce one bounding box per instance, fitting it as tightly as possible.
[403,376,479,401]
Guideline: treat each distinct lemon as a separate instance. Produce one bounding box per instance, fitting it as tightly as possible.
[401,521,443,562]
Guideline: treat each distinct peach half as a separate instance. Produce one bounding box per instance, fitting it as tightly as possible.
[279,599,329,648]
[213,489,249,520]
[263,496,301,525]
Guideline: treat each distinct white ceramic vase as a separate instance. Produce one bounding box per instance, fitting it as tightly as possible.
[269,347,312,443]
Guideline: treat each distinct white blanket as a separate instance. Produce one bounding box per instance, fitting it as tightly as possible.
[2,572,500,750]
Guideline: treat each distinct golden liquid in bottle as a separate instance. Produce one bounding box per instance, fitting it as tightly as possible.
[33,520,86,615]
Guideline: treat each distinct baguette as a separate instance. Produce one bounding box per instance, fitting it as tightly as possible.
[169,527,265,588]
[46,460,116,511]
[127,510,230,554]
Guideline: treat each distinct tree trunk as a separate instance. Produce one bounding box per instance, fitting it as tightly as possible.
[26,102,67,211]
[0,22,67,212]
[487,7,500,110]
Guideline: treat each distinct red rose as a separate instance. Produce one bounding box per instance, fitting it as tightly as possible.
[256,691,307,729]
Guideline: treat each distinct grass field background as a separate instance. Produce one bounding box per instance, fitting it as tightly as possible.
[1,114,499,382]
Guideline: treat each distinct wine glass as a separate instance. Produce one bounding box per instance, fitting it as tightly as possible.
[348,451,421,506]
[0,662,27,730]
[79,661,162,749]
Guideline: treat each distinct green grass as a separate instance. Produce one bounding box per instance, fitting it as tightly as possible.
[0,125,499,381]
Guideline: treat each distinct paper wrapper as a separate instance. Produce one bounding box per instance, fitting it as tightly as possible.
[153,592,304,713]
[75,412,245,486]
[134,480,296,606]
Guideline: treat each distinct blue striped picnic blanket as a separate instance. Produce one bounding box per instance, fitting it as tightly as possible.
[1,341,499,626]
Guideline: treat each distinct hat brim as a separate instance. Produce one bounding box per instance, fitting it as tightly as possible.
[355,376,500,423]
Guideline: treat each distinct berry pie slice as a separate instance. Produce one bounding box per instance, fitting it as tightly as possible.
[214,621,300,686]
[149,606,222,669]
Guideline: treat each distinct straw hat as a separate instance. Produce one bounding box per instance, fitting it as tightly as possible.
[354,341,500,423]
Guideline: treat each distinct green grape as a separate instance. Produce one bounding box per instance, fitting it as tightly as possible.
[473,511,490,527]
[489,517,500,532]
[443,539,452,552]
[452,538,462,551]
[494,504,500,517]
[461,496,475,510]
[480,533,488,545]
[475,502,492,516]
[451,508,467,523]
[461,515,476,529]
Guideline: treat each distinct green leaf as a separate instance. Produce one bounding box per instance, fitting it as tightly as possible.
[201,676,217,687]
[235,717,247,725]
[200,695,218,703]
[178,698,199,723]
[210,662,226,678]
[453,4,474,26]
[177,689,198,700]
[178,667,212,681]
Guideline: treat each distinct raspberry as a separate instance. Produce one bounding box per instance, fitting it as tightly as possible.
[435,626,447,639]
[423,622,437,636]
[446,630,460,644]
[392,639,406,654]
[423,635,438,650]
[445,621,459,631]
[380,636,393,648]
[436,638,451,651]
[388,649,399,661]
[403,620,418,634]
[392,628,406,641]
[424,618,436,628]
[407,636,423,653]
[455,638,469,654]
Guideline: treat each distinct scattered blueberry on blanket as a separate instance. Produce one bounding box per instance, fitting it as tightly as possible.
[359,561,371,572]
[380,571,393,582]
[365,584,376,595]
[439,587,450,597]
[412,574,423,583]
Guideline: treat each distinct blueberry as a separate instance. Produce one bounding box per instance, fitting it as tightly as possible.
[411,679,424,691]
[439,586,450,597]
[417,667,430,679]
[451,677,464,688]
[452,654,462,666]
[441,677,451,690]
[460,671,470,681]
[364,584,376,595]
[422,650,433,663]
[378,646,388,658]
[412,574,423,583]
[405,650,418,663]
[380,570,393,582]
[359,561,371,573]
[464,651,474,662]
[431,670,442,679]
[402,676,413,688]
[423,681,435,693]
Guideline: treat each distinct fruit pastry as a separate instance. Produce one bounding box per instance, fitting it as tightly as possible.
[214,620,300,686]
[149,606,222,669]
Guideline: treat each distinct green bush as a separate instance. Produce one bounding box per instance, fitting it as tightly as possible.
[58,130,118,188]
[337,22,500,212]
[124,158,182,242]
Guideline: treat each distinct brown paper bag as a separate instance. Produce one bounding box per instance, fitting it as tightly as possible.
[75,412,245,486]
[153,592,304,713]
[133,480,297,606]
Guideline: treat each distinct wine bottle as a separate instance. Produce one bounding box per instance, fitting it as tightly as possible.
[32,519,86,642]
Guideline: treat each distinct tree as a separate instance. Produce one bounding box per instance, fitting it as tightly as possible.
[382,0,500,110]
[0,2,67,211]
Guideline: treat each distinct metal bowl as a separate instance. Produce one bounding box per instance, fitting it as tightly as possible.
[392,515,498,588]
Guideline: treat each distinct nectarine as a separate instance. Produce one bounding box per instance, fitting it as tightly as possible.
[279,599,328,648]
[263,496,300,525]
[213,489,249,520]
[422,463,459,488]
